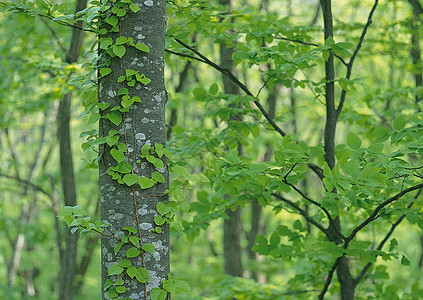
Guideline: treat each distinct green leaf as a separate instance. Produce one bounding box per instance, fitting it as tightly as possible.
[108,288,118,298]
[151,171,165,183]
[139,177,155,189]
[209,83,218,95]
[123,174,139,186]
[114,241,124,255]
[172,166,190,178]
[113,44,126,58]
[135,42,150,53]
[116,286,126,293]
[127,266,137,278]
[129,3,140,13]
[142,243,155,253]
[107,111,122,126]
[393,115,406,131]
[175,279,190,293]
[121,96,134,109]
[105,15,118,27]
[103,279,113,291]
[129,236,140,248]
[135,268,150,283]
[154,215,166,226]
[156,202,170,215]
[126,69,138,76]
[111,149,125,163]
[88,113,101,125]
[401,255,410,266]
[179,201,190,213]
[115,36,128,45]
[106,135,119,146]
[126,247,141,258]
[150,288,167,300]
[100,67,111,77]
[118,259,131,268]
[117,88,129,95]
[108,264,124,275]
[122,226,137,234]
[347,132,361,150]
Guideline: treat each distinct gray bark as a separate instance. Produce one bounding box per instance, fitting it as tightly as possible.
[98,0,168,299]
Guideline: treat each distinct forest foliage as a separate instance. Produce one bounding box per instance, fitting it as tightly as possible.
[0,0,423,299]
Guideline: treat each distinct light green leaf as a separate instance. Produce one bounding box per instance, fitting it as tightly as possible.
[107,111,122,126]
[99,67,111,77]
[156,202,170,215]
[122,226,137,234]
[106,135,119,146]
[103,279,113,291]
[129,236,140,248]
[126,69,137,76]
[129,3,140,13]
[139,177,155,189]
[393,115,406,131]
[114,241,124,255]
[127,266,137,278]
[175,280,190,293]
[150,288,167,300]
[118,259,131,268]
[113,44,126,58]
[154,215,165,225]
[126,247,141,258]
[115,36,127,45]
[116,286,126,293]
[111,149,125,163]
[108,264,123,275]
[151,171,165,183]
[123,174,139,186]
[135,268,150,283]
[347,132,361,150]
[142,243,155,253]
[135,42,150,53]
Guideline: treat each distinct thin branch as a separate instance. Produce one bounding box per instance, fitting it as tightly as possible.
[272,193,328,235]
[318,256,341,300]
[284,181,345,241]
[345,183,423,244]
[354,188,422,285]
[0,173,52,199]
[336,0,379,116]
[172,38,287,137]
[40,18,70,57]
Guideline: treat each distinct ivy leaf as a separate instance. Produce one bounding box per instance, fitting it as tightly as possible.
[135,42,150,53]
[150,288,167,300]
[103,279,113,291]
[108,264,124,275]
[114,241,124,255]
[136,267,150,283]
[111,149,125,163]
[113,44,126,58]
[139,177,155,189]
[347,132,361,150]
[115,36,128,45]
[123,174,139,186]
[156,202,170,215]
[122,226,137,234]
[100,67,112,77]
[154,215,165,226]
[129,236,140,248]
[106,135,119,146]
[127,266,137,279]
[142,243,155,253]
[126,69,138,76]
[107,111,122,126]
[118,259,131,268]
[393,115,406,131]
[129,3,140,13]
[105,15,118,27]
[151,171,165,183]
[121,97,134,109]
[126,247,141,258]
[116,286,126,293]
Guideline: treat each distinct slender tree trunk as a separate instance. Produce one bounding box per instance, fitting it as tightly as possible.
[57,1,87,299]
[320,1,355,299]
[219,0,244,278]
[98,1,168,298]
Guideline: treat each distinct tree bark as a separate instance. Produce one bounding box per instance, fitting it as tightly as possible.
[57,1,87,299]
[219,0,244,278]
[98,1,168,298]
[320,1,355,299]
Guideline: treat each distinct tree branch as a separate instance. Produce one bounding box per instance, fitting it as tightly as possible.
[272,193,329,235]
[336,0,379,116]
[0,173,52,199]
[172,38,288,137]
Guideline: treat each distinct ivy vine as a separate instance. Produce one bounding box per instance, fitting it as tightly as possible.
[59,0,195,299]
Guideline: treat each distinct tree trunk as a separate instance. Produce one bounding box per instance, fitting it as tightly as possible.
[320,1,355,299]
[98,1,168,298]
[57,1,87,299]
[219,0,244,277]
